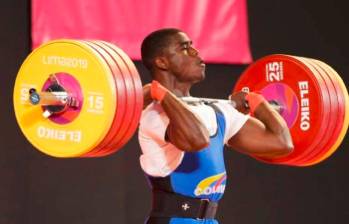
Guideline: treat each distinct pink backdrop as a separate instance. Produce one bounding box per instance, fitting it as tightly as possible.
[32,0,252,64]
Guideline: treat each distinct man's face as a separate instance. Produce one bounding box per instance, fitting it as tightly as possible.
[162,32,206,83]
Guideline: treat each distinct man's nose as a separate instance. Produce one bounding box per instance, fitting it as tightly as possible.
[189,46,199,56]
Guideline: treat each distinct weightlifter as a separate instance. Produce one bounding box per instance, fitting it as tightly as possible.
[138,28,294,224]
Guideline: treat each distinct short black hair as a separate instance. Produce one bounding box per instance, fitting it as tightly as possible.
[141,28,182,71]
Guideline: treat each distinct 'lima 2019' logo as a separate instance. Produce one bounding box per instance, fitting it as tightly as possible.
[194,172,227,196]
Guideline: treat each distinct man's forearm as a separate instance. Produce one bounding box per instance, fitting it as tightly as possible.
[160,92,209,151]
[254,102,294,149]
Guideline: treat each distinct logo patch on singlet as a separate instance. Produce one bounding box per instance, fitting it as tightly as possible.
[194,172,227,196]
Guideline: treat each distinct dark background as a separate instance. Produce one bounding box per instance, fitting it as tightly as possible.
[1,0,348,223]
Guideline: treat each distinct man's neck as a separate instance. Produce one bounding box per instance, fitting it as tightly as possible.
[153,74,192,97]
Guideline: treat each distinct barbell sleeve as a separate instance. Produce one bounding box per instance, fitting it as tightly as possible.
[29,88,69,106]
[29,88,80,110]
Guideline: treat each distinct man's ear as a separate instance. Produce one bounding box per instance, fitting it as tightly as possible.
[154,56,169,70]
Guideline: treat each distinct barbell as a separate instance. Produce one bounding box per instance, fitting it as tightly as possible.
[13,40,349,166]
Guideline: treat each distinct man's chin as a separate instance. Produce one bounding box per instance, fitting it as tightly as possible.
[192,74,205,84]
[199,72,206,81]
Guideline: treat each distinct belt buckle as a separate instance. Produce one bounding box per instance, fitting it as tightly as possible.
[196,198,210,221]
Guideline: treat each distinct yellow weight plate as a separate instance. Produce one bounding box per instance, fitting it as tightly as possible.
[13,40,116,157]
[303,60,349,165]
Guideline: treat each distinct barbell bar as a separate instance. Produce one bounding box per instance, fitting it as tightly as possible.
[13,39,349,166]
[27,89,286,115]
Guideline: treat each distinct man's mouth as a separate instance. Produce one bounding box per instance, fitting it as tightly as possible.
[199,60,206,67]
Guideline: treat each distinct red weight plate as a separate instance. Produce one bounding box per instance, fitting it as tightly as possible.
[95,41,143,156]
[233,54,330,165]
[301,59,347,165]
[290,57,336,165]
[79,41,129,157]
[88,41,137,156]
[266,56,331,165]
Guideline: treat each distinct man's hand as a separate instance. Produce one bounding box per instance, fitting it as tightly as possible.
[229,91,249,114]
[143,81,171,109]
[143,83,152,109]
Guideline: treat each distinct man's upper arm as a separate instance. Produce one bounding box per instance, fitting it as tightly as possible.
[227,117,290,157]
[139,104,169,144]
[138,104,183,177]
[215,102,249,144]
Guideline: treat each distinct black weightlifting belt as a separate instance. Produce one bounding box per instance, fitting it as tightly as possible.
[150,190,218,220]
